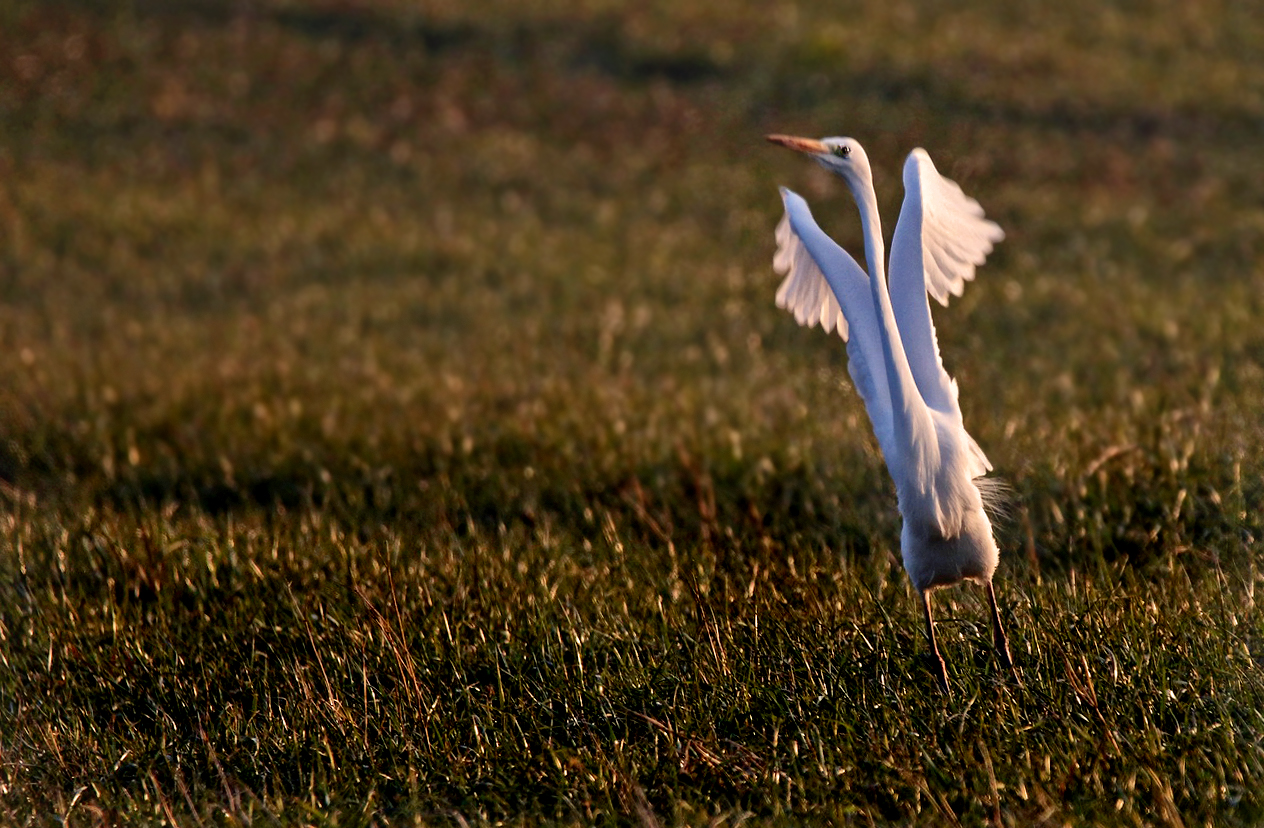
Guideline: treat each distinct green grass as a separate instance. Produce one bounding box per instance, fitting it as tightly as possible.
[4,0,1264,824]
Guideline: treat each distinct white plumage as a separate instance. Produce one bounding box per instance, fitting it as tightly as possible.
[767,134,1012,690]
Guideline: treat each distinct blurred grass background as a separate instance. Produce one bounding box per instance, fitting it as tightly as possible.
[2,0,1264,824]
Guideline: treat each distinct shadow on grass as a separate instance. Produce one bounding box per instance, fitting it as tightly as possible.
[1,417,885,567]
[7,411,1249,589]
[24,0,1260,150]
[48,0,729,85]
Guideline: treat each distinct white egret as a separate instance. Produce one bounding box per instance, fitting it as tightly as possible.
[766,133,1012,690]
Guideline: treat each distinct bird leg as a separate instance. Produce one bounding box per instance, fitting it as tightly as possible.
[986,580,1014,671]
[921,590,950,693]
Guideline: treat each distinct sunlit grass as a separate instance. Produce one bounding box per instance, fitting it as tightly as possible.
[3,0,1264,824]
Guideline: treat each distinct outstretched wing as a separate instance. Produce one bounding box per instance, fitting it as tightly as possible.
[888,149,1003,473]
[773,187,894,462]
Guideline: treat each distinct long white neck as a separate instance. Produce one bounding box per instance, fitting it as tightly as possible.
[848,177,929,463]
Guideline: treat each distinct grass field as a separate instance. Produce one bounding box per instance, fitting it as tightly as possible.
[4,0,1264,824]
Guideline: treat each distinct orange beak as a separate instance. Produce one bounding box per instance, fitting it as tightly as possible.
[765,134,828,154]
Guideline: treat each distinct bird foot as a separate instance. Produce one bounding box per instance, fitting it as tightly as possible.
[995,640,1014,672]
[930,654,950,695]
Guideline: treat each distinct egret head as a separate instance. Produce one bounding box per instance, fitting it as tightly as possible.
[766,134,873,197]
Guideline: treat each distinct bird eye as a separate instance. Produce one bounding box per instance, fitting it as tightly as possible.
[832,145,851,158]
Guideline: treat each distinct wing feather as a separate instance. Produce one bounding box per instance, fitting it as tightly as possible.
[774,210,847,337]
[905,149,1004,308]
